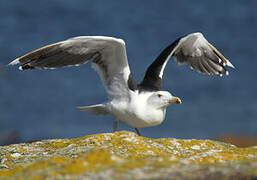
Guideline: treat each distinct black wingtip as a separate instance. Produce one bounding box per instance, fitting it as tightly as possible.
[20,64,35,70]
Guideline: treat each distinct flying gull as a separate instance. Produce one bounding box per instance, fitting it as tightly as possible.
[9,32,234,136]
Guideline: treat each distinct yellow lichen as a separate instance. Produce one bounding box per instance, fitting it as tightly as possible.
[0,166,24,178]
[42,141,70,150]
[0,131,256,179]
[18,148,27,152]
[31,175,45,180]
[6,153,15,160]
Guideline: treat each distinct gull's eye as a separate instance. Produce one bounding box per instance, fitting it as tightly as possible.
[158,94,162,98]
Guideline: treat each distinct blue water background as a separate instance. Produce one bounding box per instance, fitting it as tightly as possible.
[0,0,256,143]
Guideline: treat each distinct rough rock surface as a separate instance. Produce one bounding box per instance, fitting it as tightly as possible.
[0,131,256,180]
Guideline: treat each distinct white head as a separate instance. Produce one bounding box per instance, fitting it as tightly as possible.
[147,91,182,110]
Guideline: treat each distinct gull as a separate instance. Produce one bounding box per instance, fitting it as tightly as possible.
[9,32,234,136]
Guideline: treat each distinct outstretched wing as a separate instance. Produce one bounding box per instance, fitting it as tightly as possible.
[9,36,132,99]
[139,32,234,91]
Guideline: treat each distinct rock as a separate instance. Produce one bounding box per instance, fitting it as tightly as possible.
[0,131,256,180]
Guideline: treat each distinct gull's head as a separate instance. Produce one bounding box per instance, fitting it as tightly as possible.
[147,91,182,109]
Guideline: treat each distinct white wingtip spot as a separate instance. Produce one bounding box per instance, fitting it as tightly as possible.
[225,71,229,75]
[226,60,235,68]
[218,59,222,63]
[8,58,20,66]
[18,66,23,70]
[219,73,223,77]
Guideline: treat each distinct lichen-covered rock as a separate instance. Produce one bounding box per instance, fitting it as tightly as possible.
[0,131,256,180]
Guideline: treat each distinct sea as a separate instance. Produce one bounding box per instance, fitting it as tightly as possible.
[0,0,256,144]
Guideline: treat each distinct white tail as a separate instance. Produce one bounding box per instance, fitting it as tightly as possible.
[76,104,108,115]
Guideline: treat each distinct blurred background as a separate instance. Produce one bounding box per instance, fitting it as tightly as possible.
[0,0,256,146]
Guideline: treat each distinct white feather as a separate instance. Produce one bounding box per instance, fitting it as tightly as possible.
[8,58,20,66]
[226,60,235,68]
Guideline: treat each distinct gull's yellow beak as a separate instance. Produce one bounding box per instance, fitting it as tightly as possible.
[168,96,182,104]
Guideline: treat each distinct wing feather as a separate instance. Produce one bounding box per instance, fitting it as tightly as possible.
[205,58,221,72]
[201,58,216,75]
[9,36,132,99]
[173,32,234,75]
[198,60,209,74]
[140,32,234,91]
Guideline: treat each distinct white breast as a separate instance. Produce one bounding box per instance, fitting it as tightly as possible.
[107,91,166,128]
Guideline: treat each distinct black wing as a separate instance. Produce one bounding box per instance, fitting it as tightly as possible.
[139,32,234,91]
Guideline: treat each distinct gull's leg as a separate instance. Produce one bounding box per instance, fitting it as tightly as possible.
[135,128,141,136]
[113,119,118,132]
